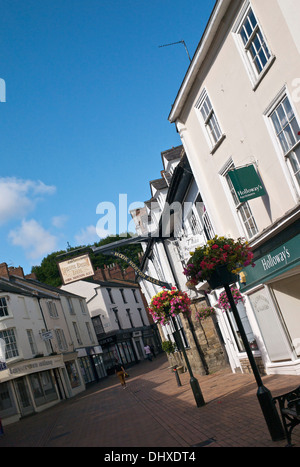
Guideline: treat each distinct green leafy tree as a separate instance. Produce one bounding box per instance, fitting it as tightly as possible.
[31,234,142,287]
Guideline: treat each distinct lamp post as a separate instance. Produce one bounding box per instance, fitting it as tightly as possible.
[224,284,285,442]
[171,316,205,408]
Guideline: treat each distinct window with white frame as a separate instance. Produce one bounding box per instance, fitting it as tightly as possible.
[234,3,273,86]
[79,299,87,314]
[85,322,95,343]
[67,297,75,315]
[221,161,259,239]
[72,322,82,345]
[195,90,223,149]
[0,297,9,318]
[54,329,68,351]
[47,300,59,318]
[269,94,300,192]
[26,329,38,355]
[0,328,19,359]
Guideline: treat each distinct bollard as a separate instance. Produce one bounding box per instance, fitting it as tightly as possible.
[173,367,182,387]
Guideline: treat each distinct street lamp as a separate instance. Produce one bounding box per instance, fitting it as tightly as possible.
[224,284,285,441]
[171,316,205,408]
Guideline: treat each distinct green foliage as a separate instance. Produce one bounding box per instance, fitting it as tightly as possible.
[161,340,176,355]
[31,234,142,287]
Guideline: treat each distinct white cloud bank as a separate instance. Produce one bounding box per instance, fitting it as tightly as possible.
[9,219,58,260]
[0,177,56,224]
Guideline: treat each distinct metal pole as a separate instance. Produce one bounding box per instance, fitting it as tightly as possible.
[224,284,285,441]
[172,317,205,407]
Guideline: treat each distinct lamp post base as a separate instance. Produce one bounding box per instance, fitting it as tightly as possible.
[190,377,205,407]
[257,385,285,441]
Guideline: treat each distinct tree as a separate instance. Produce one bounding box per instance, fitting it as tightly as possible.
[31,234,142,287]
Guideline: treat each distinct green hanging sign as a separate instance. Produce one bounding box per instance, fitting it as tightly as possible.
[228,165,266,203]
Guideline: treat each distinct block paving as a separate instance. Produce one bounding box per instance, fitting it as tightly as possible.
[1,354,300,448]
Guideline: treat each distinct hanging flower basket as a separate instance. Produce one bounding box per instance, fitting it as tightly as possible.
[218,286,244,311]
[148,287,191,326]
[183,235,255,290]
[195,306,215,321]
[207,264,239,289]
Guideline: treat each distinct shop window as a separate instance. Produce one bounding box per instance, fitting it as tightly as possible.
[0,382,15,415]
[65,361,81,388]
[29,371,58,406]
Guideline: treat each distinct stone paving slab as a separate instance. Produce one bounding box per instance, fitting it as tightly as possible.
[1,354,300,449]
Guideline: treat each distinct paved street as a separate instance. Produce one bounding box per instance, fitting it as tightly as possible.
[1,353,300,449]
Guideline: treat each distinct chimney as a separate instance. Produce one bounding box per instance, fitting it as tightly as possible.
[123,266,136,282]
[93,268,106,281]
[0,263,9,278]
[109,263,124,280]
[25,272,37,280]
[8,266,25,278]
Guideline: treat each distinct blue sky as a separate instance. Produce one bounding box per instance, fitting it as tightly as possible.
[0,0,215,274]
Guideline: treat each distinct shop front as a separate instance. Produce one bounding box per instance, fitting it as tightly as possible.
[240,226,300,375]
[99,332,138,375]
[0,354,86,425]
[0,355,65,424]
[76,346,107,383]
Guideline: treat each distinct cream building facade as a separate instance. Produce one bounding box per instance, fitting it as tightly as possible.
[168,0,300,375]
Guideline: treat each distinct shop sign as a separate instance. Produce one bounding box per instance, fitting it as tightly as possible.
[108,251,172,290]
[58,254,95,285]
[9,356,64,377]
[228,165,266,203]
[99,336,115,345]
[240,233,300,292]
[41,330,53,341]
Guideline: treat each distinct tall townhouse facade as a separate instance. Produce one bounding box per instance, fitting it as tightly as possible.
[130,146,229,374]
[0,264,102,426]
[11,274,106,384]
[168,0,300,375]
[61,278,157,374]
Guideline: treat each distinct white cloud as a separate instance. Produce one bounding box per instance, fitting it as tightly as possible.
[74,225,99,245]
[0,177,56,224]
[8,219,58,260]
[52,215,68,229]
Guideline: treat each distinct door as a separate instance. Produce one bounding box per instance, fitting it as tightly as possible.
[215,310,243,373]
[14,377,34,416]
[248,286,292,362]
